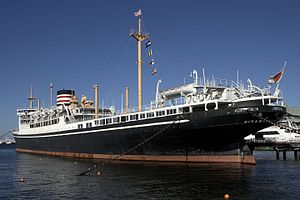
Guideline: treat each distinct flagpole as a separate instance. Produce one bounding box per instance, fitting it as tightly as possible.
[277,61,287,85]
[275,61,287,93]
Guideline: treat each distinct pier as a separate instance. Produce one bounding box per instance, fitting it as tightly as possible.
[274,143,300,160]
[248,140,300,160]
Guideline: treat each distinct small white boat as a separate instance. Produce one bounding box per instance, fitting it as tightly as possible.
[245,120,300,143]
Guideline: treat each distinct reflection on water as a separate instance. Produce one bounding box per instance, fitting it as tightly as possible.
[1,146,300,200]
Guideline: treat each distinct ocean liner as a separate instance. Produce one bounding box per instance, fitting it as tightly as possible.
[13,10,286,164]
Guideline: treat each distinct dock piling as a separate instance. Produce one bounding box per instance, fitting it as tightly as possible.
[283,150,287,160]
[276,150,280,160]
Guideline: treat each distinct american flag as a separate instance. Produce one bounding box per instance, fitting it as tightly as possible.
[134,9,142,17]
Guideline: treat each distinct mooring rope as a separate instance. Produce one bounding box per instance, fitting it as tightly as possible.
[0,130,13,140]
[112,120,178,160]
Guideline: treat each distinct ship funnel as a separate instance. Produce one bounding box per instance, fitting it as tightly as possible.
[57,89,75,107]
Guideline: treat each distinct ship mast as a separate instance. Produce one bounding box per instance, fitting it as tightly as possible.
[27,85,36,109]
[50,82,53,110]
[130,9,148,112]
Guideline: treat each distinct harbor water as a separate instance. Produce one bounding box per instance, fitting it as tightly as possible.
[1,145,300,200]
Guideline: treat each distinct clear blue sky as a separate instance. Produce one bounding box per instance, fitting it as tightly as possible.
[0,0,300,133]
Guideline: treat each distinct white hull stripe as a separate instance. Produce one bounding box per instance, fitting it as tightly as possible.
[14,119,190,139]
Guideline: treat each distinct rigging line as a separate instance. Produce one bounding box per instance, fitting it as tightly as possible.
[105,37,132,106]
[156,33,238,72]
[140,15,148,37]
[75,37,132,104]
[112,119,180,160]
[0,130,13,139]
[137,15,179,83]
[149,41,179,84]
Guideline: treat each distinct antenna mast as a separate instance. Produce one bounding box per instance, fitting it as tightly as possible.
[130,9,148,112]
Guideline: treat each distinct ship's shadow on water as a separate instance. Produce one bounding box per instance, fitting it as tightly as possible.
[2,150,300,200]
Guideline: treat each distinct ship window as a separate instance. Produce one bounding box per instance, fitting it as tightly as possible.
[100,119,105,125]
[121,116,126,122]
[167,109,177,115]
[94,120,99,126]
[78,124,83,129]
[156,111,165,117]
[106,118,112,124]
[140,113,146,119]
[113,117,120,123]
[52,119,59,124]
[183,106,190,113]
[86,122,92,128]
[147,112,154,118]
[193,106,204,112]
[130,114,137,121]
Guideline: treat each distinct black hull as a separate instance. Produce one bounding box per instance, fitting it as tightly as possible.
[14,104,286,164]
